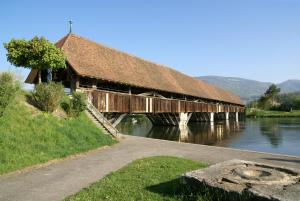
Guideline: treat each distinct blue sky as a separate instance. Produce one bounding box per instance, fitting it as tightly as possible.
[0,0,299,83]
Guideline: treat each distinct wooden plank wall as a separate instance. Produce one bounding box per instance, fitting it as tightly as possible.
[88,89,245,114]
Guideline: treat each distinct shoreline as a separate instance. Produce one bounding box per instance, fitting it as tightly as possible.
[246,109,300,118]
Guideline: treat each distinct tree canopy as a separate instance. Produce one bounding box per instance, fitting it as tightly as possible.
[264,84,281,99]
[257,84,281,109]
[4,36,66,70]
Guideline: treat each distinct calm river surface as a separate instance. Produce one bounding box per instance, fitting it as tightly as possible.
[117,117,300,157]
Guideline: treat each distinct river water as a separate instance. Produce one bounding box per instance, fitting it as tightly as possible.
[117,116,300,157]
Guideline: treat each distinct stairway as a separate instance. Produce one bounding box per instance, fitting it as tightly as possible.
[86,102,119,137]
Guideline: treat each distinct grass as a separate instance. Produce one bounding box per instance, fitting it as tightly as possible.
[65,156,205,201]
[65,156,249,201]
[0,92,116,175]
[246,108,300,118]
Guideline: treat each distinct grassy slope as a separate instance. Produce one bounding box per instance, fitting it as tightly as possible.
[65,156,212,201]
[0,94,116,175]
[246,108,300,118]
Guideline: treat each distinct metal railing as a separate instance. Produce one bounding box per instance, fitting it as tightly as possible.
[87,102,119,137]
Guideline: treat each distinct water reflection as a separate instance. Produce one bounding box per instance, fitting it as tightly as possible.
[117,115,243,145]
[117,116,300,156]
[259,119,282,147]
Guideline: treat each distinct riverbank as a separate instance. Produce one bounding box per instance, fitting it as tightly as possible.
[246,108,300,118]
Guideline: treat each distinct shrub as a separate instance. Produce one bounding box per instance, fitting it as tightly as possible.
[32,82,64,112]
[0,72,20,116]
[61,92,86,118]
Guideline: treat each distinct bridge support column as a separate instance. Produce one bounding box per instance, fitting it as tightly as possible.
[179,125,190,142]
[225,112,229,120]
[235,112,239,122]
[179,113,192,127]
[209,112,214,122]
[178,113,192,141]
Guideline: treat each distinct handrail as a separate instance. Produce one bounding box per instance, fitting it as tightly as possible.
[80,87,244,107]
[87,102,119,137]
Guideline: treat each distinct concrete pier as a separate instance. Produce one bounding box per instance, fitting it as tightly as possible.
[210,112,214,122]
[225,112,229,120]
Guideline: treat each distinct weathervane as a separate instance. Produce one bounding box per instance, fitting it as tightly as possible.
[68,20,73,34]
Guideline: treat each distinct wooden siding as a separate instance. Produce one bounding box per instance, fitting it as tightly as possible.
[87,89,245,114]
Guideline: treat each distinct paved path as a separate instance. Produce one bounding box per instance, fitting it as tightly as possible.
[1,135,300,201]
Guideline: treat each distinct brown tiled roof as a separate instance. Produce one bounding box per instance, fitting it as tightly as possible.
[27,34,244,105]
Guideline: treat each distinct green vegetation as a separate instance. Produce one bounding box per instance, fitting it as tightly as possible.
[32,82,65,112]
[65,156,205,201]
[246,108,300,118]
[256,84,281,110]
[65,156,249,201]
[4,36,66,71]
[247,84,300,117]
[4,36,66,83]
[0,72,20,116]
[61,92,87,118]
[0,92,115,175]
[275,92,300,111]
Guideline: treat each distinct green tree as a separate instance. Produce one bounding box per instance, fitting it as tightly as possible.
[4,36,66,83]
[258,84,281,109]
[264,84,281,99]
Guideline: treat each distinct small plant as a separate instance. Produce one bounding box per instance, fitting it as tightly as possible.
[61,92,87,118]
[0,72,20,117]
[32,82,64,113]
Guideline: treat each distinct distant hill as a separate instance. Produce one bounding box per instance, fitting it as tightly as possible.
[196,76,300,103]
[277,80,300,93]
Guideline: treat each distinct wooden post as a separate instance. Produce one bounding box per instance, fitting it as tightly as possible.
[38,70,41,84]
[70,74,79,93]
[129,87,132,114]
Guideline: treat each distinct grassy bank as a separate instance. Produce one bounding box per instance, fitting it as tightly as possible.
[65,156,205,201]
[0,93,116,175]
[246,108,300,118]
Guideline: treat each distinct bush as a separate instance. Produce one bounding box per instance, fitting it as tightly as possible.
[61,92,86,118]
[0,72,20,116]
[32,82,64,113]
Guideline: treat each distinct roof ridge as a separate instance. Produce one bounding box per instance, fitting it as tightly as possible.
[55,34,72,50]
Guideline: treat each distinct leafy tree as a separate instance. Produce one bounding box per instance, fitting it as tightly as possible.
[4,36,66,83]
[257,84,281,109]
[257,95,269,109]
[275,92,300,111]
[264,84,281,99]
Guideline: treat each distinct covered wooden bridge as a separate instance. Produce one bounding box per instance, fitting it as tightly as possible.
[26,34,245,128]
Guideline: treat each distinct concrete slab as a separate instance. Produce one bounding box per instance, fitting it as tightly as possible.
[184,159,300,201]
